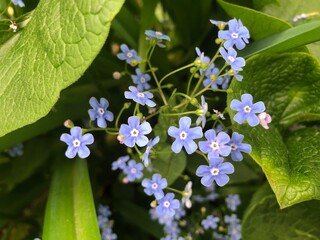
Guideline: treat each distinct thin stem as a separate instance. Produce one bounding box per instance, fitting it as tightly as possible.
[159,63,194,85]
[166,187,183,196]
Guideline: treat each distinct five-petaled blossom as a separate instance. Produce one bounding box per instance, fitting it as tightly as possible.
[124,86,156,107]
[218,18,250,50]
[196,157,234,187]
[225,194,241,212]
[60,126,94,159]
[156,193,180,218]
[228,132,252,161]
[142,136,160,166]
[142,173,167,200]
[117,44,141,66]
[199,129,231,158]
[145,30,171,48]
[196,96,208,128]
[112,155,130,171]
[201,64,220,89]
[88,97,114,128]
[123,160,144,182]
[168,117,203,154]
[119,116,152,147]
[230,94,265,126]
[131,68,151,91]
[201,215,220,230]
[220,47,245,71]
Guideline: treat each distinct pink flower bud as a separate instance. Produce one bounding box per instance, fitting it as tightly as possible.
[117,135,125,144]
[258,112,272,129]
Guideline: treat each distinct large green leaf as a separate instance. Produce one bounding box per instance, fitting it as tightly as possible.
[227,53,320,208]
[43,159,100,240]
[0,0,124,138]
[243,184,320,239]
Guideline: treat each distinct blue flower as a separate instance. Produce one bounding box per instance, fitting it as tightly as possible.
[230,69,243,81]
[131,68,151,91]
[101,228,117,240]
[142,173,167,200]
[228,222,241,240]
[119,116,152,147]
[194,47,210,68]
[112,155,130,171]
[224,214,240,225]
[201,64,220,88]
[145,30,171,48]
[156,193,180,218]
[199,129,231,158]
[225,194,241,212]
[220,47,245,71]
[228,132,252,161]
[12,0,25,7]
[7,143,24,157]
[196,157,234,187]
[196,96,208,128]
[201,215,220,230]
[98,204,112,218]
[60,127,94,159]
[117,44,141,65]
[142,136,160,166]
[230,94,265,126]
[123,160,144,182]
[88,97,114,128]
[168,117,203,154]
[218,18,250,50]
[124,86,156,107]
[164,221,180,237]
[149,208,174,226]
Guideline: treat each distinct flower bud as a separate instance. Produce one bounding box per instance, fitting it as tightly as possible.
[64,119,74,128]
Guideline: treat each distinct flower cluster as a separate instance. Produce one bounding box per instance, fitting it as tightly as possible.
[97,204,117,240]
[58,19,272,239]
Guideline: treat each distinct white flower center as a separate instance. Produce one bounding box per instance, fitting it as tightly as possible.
[155,31,162,36]
[126,52,133,58]
[98,108,105,115]
[163,201,170,208]
[73,139,81,147]
[180,131,188,140]
[137,92,145,98]
[210,167,220,176]
[230,143,237,150]
[140,77,146,83]
[231,32,238,39]
[130,129,139,137]
[210,141,219,150]
[228,56,235,63]
[152,183,158,189]
[244,105,251,113]
[131,168,137,174]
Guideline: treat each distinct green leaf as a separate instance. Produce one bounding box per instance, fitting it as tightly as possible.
[217,0,291,40]
[227,53,320,208]
[0,0,124,138]
[42,159,100,240]
[153,145,186,185]
[243,184,320,239]
[241,21,320,58]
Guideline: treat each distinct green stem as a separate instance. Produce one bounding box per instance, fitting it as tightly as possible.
[159,63,194,85]
[166,187,183,196]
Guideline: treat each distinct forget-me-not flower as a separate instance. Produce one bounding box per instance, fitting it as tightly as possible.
[156,193,180,218]
[225,194,241,212]
[7,143,24,157]
[196,157,234,187]
[196,96,208,128]
[228,132,252,161]
[117,44,141,65]
[168,116,203,154]
[131,68,151,91]
[101,228,117,240]
[142,173,167,200]
[202,64,220,88]
[218,18,250,50]
[88,97,114,128]
[201,215,220,230]
[60,126,94,159]
[12,0,25,7]
[124,86,156,107]
[112,155,130,171]
[195,47,210,68]
[123,160,144,182]
[142,136,160,166]
[119,116,152,147]
[145,30,171,48]
[220,47,245,71]
[199,129,231,158]
[230,94,265,126]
